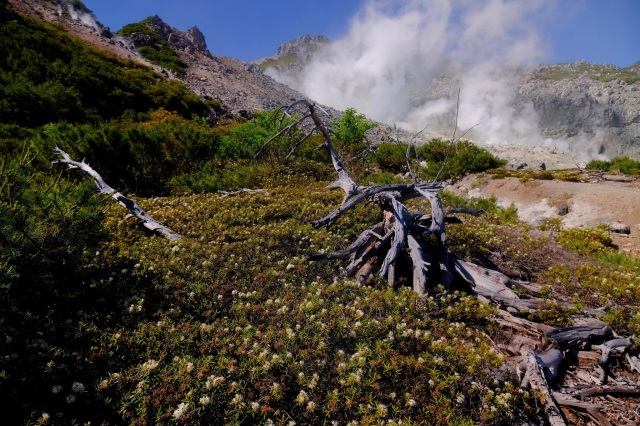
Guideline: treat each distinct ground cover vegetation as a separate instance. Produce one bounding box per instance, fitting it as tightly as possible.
[2,3,640,424]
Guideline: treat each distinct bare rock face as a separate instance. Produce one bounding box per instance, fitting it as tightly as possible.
[516,63,640,159]
[276,34,330,59]
[254,34,330,76]
[145,15,209,55]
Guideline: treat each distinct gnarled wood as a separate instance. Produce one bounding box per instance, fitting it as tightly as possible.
[454,258,540,311]
[521,345,567,426]
[545,322,613,349]
[552,393,613,426]
[593,336,636,383]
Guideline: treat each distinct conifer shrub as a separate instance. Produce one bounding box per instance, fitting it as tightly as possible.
[0,146,117,423]
[373,142,410,173]
[416,139,507,181]
[32,110,220,196]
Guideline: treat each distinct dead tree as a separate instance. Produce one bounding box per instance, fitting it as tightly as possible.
[272,100,640,425]
[52,146,180,241]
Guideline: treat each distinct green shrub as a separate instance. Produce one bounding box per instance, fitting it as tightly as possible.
[557,225,615,256]
[0,146,112,422]
[372,142,409,173]
[416,139,507,181]
[32,111,219,196]
[586,156,640,175]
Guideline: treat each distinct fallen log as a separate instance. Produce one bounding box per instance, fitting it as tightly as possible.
[52,146,181,241]
[454,259,540,311]
[578,385,640,399]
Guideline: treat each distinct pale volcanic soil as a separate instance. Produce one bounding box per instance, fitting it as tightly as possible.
[450,173,640,257]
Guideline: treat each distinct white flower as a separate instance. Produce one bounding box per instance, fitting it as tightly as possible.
[306,400,317,412]
[51,385,63,394]
[71,382,85,393]
[286,263,295,270]
[295,390,309,404]
[206,375,225,388]
[231,393,244,405]
[173,402,189,419]
[142,359,159,371]
[251,401,260,411]
[41,412,50,422]
[376,403,388,417]
[199,395,211,405]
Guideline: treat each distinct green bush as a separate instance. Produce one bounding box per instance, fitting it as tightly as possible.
[372,142,409,173]
[331,108,377,174]
[416,139,507,181]
[586,156,640,175]
[0,146,112,422]
[557,225,615,256]
[32,111,220,196]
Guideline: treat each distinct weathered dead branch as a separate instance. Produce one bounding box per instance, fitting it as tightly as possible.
[521,345,567,426]
[52,146,180,240]
[218,188,269,198]
[553,393,614,426]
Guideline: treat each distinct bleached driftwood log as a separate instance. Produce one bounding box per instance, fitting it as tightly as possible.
[52,146,181,241]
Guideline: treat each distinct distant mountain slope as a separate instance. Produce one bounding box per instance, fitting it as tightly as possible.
[258,36,640,160]
[8,0,312,117]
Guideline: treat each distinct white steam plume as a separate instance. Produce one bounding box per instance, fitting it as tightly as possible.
[272,0,561,147]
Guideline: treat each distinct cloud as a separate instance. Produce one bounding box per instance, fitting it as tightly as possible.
[272,0,565,148]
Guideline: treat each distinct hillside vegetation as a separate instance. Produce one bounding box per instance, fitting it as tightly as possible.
[1,2,640,425]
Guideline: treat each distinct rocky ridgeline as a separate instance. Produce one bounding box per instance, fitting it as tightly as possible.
[254,34,330,74]
[143,15,209,56]
[276,34,329,59]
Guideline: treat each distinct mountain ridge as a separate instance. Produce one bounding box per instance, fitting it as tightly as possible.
[9,0,640,165]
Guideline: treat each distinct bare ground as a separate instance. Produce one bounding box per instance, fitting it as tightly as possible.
[450,173,640,257]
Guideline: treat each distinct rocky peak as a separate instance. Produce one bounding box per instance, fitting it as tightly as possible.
[146,15,209,55]
[276,34,329,59]
[184,26,207,51]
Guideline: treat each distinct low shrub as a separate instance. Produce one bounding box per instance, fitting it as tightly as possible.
[416,139,507,182]
[586,156,640,175]
[557,225,615,256]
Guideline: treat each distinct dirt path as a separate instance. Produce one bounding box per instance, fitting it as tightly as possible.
[451,174,640,256]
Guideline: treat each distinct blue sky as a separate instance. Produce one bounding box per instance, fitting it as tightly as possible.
[82,0,639,67]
